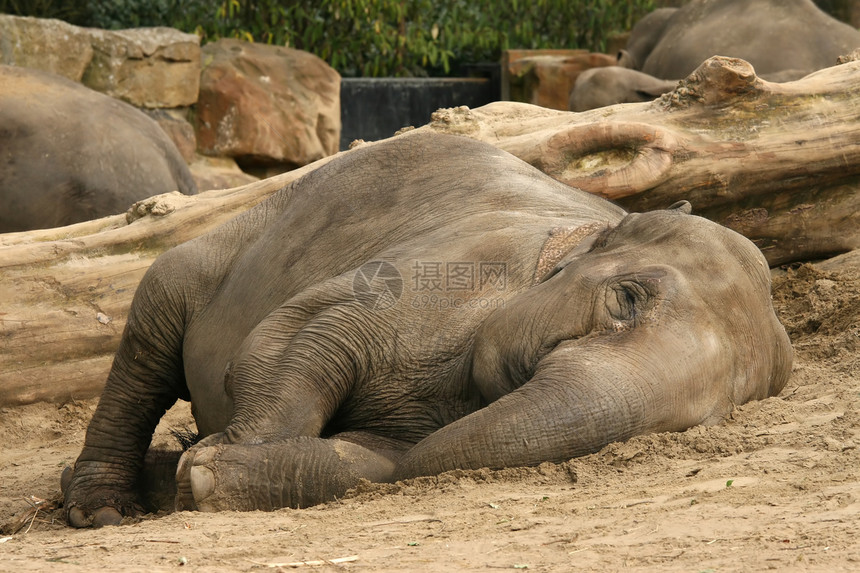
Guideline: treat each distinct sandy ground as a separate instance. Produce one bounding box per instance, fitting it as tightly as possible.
[1,262,858,572]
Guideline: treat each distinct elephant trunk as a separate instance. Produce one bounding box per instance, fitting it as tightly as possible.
[393,323,770,480]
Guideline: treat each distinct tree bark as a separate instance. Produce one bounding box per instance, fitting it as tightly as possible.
[0,159,334,407]
[421,55,860,266]
[2,55,859,406]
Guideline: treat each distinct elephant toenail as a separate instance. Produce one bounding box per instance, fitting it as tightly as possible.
[92,507,123,527]
[60,466,74,493]
[190,466,216,502]
[68,506,90,528]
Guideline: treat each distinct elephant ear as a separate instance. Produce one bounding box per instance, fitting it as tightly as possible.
[617,49,636,68]
[667,200,692,214]
[533,222,608,284]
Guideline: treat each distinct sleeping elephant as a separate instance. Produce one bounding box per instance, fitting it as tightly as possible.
[0,65,196,233]
[62,132,792,527]
[622,0,860,80]
[575,0,860,110]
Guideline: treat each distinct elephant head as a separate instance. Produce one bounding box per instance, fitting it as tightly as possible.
[394,202,792,477]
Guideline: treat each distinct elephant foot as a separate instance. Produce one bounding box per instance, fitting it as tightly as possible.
[68,505,123,528]
[176,437,397,512]
[61,463,144,528]
[175,433,229,511]
[139,448,184,513]
[185,445,260,512]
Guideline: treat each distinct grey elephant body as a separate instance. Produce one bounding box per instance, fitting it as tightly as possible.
[64,132,792,527]
[626,0,860,80]
[0,65,196,232]
[568,67,678,111]
[617,7,678,71]
[577,0,860,110]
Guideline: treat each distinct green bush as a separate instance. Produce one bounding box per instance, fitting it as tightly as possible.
[178,0,655,77]
[0,0,90,24]
[1,0,655,77]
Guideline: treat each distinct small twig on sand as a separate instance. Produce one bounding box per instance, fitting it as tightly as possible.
[250,555,359,568]
[362,515,442,527]
[1,493,61,535]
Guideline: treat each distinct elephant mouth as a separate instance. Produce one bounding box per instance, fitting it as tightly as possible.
[525,332,594,385]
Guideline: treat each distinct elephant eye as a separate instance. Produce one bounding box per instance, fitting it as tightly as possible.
[609,280,650,322]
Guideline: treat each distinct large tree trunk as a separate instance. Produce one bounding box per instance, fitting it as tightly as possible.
[2,56,859,406]
[0,160,333,407]
[420,55,860,265]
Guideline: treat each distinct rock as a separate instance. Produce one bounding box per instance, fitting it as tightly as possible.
[0,14,200,108]
[0,15,93,81]
[189,156,259,192]
[143,108,198,163]
[195,38,341,171]
[504,50,616,111]
[83,27,200,108]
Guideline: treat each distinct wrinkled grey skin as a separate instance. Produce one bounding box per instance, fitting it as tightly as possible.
[569,67,678,111]
[617,7,678,71]
[62,132,792,527]
[621,0,860,80]
[0,65,196,232]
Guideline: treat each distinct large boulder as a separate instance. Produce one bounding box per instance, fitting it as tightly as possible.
[195,39,341,173]
[0,15,93,81]
[189,156,260,192]
[0,14,200,108]
[0,65,197,233]
[83,27,200,108]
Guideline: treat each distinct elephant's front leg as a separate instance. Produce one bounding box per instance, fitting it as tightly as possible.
[178,437,398,511]
[64,265,189,528]
[177,303,397,511]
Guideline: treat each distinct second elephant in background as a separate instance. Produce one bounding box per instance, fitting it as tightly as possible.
[572,0,860,111]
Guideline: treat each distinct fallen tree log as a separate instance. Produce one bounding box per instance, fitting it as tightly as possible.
[2,55,859,406]
[0,159,335,406]
[419,55,860,265]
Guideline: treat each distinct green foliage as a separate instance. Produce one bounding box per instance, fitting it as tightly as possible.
[191,0,655,77]
[812,0,859,24]
[0,0,188,27]
[0,0,90,24]
[1,0,655,77]
[84,0,178,29]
